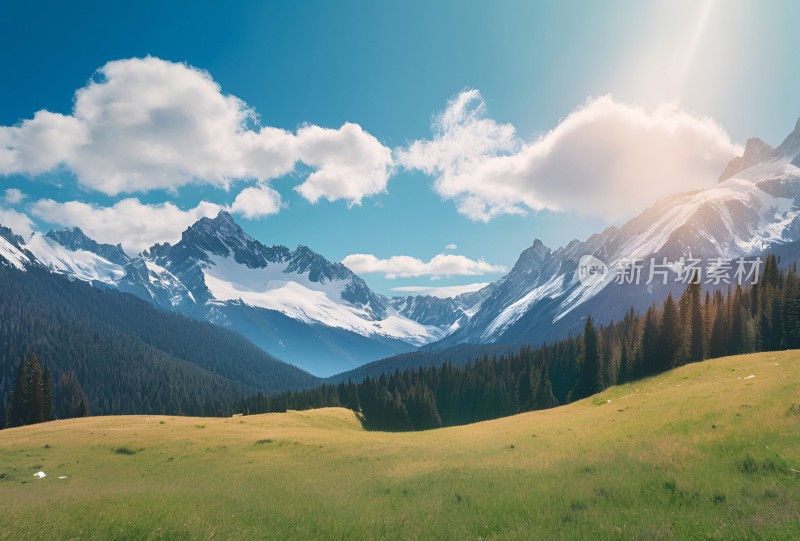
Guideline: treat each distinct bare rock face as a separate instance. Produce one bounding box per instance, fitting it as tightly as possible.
[718,138,776,182]
[776,117,800,165]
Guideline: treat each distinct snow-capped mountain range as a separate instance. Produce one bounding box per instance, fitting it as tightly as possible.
[0,211,464,376]
[2,118,800,376]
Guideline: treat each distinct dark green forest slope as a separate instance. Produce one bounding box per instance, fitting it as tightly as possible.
[0,267,319,422]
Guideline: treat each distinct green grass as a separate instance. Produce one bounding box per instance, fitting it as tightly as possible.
[1,351,800,540]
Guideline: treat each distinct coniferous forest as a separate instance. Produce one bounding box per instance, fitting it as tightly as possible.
[4,255,799,431]
[0,267,319,427]
[242,255,797,431]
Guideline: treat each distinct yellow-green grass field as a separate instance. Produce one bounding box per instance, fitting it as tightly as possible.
[2,351,799,540]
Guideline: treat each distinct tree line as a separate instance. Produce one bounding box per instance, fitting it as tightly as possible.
[4,352,89,427]
[242,255,794,431]
[4,254,797,431]
[0,266,319,429]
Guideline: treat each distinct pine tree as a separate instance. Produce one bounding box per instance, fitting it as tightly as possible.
[55,371,90,420]
[6,357,30,428]
[572,316,601,400]
[639,305,660,376]
[769,297,784,350]
[763,254,780,287]
[4,353,51,428]
[29,354,44,424]
[618,340,630,383]
[42,366,54,422]
[405,384,441,430]
[515,366,533,412]
[709,291,729,358]
[530,362,558,410]
[729,286,749,354]
[658,293,681,370]
[688,277,705,362]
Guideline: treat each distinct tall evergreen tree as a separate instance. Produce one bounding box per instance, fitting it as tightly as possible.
[618,340,631,384]
[5,353,51,428]
[55,371,90,420]
[729,286,748,354]
[639,305,660,376]
[530,362,558,410]
[405,384,442,430]
[688,277,705,362]
[6,356,30,428]
[572,316,601,400]
[515,366,533,412]
[29,354,44,424]
[42,365,53,422]
[658,293,681,370]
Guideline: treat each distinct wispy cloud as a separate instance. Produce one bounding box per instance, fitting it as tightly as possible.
[390,283,488,298]
[3,188,26,205]
[397,89,741,222]
[342,252,506,279]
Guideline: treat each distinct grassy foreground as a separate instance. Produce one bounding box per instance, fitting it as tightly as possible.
[1,352,799,540]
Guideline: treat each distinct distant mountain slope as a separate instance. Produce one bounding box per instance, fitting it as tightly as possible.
[325,342,521,384]
[389,287,490,333]
[429,118,800,349]
[45,227,129,265]
[0,266,319,417]
[0,225,36,270]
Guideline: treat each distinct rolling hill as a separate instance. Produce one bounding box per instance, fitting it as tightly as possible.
[1,351,798,539]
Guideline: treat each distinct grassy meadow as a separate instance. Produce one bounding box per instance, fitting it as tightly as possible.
[1,351,799,540]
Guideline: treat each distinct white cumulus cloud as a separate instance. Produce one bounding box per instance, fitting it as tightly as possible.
[231,184,282,219]
[4,188,26,205]
[30,198,225,254]
[444,243,458,250]
[0,208,35,238]
[342,252,506,279]
[294,123,393,205]
[0,57,393,207]
[397,89,741,222]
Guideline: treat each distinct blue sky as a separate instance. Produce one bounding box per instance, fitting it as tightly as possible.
[1,0,799,296]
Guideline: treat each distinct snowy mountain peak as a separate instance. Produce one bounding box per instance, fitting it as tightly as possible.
[745,137,775,158]
[531,238,548,251]
[162,210,281,269]
[287,245,352,283]
[719,137,776,182]
[510,239,552,274]
[188,210,253,245]
[0,224,25,246]
[46,227,129,265]
[0,224,33,270]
